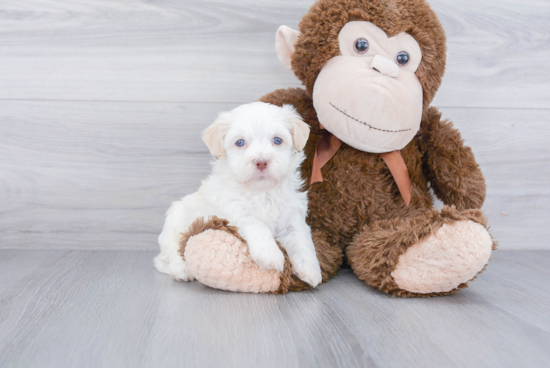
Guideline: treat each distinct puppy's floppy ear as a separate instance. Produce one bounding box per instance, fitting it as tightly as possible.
[282,104,310,151]
[202,112,230,158]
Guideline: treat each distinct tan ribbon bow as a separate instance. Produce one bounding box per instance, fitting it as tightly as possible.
[310,129,411,206]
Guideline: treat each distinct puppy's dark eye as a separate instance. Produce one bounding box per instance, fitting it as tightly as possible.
[354,38,369,54]
[235,139,245,147]
[273,137,283,145]
[396,51,410,66]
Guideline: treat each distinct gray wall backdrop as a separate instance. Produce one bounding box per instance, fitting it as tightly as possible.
[1,0,548,250]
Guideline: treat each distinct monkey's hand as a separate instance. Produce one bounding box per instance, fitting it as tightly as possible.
[418,107,486,210]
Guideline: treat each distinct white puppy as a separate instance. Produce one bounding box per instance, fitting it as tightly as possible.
[154,102,322,287]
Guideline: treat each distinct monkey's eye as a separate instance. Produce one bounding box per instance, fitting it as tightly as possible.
[235,139,245,147]
[353,38,369,54]
[273,137,283,145]
[396,51,410,66]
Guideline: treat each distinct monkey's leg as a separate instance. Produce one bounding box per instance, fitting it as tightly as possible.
[310,228,344,285]
[181,216,316,293]
[346,206,496,297]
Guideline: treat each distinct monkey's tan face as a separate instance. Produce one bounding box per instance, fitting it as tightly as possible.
[312,21,423,153]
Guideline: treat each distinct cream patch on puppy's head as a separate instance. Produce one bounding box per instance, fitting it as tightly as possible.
[202,102,310,191]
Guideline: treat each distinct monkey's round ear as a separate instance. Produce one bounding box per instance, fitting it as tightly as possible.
[276,25,301,70]
[282,104,310,151]
[202,113,230,158]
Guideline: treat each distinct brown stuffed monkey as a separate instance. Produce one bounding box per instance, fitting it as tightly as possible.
[180,0,497,296]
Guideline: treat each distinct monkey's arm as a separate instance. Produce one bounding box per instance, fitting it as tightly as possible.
[418,107,486,210]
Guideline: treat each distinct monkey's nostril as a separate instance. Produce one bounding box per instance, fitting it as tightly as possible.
[371,55,400,78]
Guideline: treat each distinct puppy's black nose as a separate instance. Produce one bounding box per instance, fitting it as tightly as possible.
[255,159,269,171]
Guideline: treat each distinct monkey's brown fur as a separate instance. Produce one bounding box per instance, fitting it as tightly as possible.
[184,0,496,296]
[258,86,497,296]
[256,0,495,296]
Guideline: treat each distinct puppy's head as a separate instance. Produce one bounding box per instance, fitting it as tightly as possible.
[203,102,310,191]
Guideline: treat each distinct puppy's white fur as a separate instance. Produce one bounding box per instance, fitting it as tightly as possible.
[154,102,322,287]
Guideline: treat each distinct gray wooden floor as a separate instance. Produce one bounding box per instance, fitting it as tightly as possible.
[0,250,549,368]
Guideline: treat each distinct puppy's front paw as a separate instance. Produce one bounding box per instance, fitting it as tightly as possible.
[249,241,285,273]
[291,255,322,287]
[171,261,195,282]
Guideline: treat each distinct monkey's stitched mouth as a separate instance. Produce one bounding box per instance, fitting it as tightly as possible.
[329,102,412,133]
